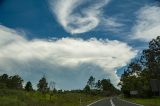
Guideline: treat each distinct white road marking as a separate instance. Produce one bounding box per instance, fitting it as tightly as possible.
[110,98,115,106]
[87,98,106,106]
[119,98,144,106]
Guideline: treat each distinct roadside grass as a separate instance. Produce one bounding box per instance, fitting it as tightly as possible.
[0,89,103,106]
[122,96,160,106]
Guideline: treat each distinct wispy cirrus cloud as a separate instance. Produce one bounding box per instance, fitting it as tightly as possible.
[131,5,160,41]
[101,17,124,33]
[48,0,111,34]
[0,25,137,89]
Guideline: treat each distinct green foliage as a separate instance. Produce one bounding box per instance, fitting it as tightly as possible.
[101,79,113,91]
[125,97,160,106]
[25,81,33,92]
[0,74,8,89]
[101,79,119,96]
[87,76,95,89]
[37,76,48,93]
[84,85,91,93]
[120,36,160,97]
[8,75,23,89]
[0,89,103,106]
[84,76,119,96]
[0,74,23,89]
[95,80,102,90]
[141,36,160,79]
[120,62,152,97]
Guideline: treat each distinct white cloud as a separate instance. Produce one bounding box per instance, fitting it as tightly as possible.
[131,5,160,41]
[48,0,111,34]
[101,17,124,33]
[0,25,137,89]
[105,18,123,27]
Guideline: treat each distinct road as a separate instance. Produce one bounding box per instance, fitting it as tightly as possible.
[87,97,143,106]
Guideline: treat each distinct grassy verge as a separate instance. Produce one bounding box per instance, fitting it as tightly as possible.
[0,89,103,106]
[122,96,160,106]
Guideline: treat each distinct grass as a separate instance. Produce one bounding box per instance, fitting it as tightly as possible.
[0,89,103,106]
[123,97,160,106]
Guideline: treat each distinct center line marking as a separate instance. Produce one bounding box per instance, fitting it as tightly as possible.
[110,98,115,106]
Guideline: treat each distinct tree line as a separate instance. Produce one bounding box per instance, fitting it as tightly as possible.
[119,36,160,97]
[0,74,49,93]
[0,74,119,96]
[84,76,120,96]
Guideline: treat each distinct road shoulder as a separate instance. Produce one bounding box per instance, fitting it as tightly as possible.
[118,97,144,106]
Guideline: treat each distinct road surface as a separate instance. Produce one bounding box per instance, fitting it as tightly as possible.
[87,97,143,106]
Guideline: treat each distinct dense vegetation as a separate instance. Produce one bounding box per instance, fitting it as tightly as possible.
[84,76,120,96]
[119,36,160,97]
[125,97,160,106]
[0,89,103,106]
[0,74,23,89]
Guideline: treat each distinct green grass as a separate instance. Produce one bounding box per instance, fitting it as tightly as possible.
[124,97,160,106]
[0,89,103,106]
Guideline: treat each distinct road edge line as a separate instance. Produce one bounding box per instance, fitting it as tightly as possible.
[110,98,115,106]
[118,98,144,106]
[87,98,106,106]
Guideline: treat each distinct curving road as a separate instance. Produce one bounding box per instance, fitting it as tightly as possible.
[87,97,143,106]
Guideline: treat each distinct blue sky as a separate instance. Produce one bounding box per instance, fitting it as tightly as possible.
[0,0,160,89]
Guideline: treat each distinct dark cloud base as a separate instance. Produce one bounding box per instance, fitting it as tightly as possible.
[0,59,110,90]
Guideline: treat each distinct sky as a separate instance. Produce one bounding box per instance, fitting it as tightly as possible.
[0,0,160,90]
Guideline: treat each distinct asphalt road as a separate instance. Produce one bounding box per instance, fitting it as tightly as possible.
[87,97,143,106]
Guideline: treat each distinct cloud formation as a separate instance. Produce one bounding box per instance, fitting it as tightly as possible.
[0,25,137,89]
[131,5,160,41]
[49,0,111,34]
[101,17,124,33]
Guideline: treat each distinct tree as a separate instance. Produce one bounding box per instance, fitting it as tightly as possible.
[95,80,102,90]
[25,81,33,91]
[0,74,8,88]
[119,36,160,97]
[119,61,143,95]
[8,75,23,89]
[0,74,23,89]
[84,76,119,96]
[101,79,115,91]
[1,74,8,81]
[120,66,152,97]
[141,36,160,79]
[84,85,90,93]
[87,76,95,89]
[37,76,48,93]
